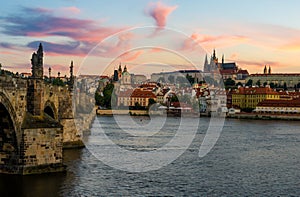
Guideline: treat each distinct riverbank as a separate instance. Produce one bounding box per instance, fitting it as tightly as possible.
[228,112,300,120]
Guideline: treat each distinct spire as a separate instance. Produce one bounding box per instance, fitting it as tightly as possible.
[263,65,267,74]
[38,43,43,54]
[70,61,74,78]
[123,65,127,72]
[213,49,216,59]
[268,66,271,74]
[222,54,224,65]
[48,67,51,78]
[118,63,122,71]
[204,54,209,72]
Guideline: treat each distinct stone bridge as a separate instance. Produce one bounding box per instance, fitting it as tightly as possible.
[0,44,88,174]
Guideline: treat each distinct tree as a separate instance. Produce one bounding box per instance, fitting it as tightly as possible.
[236,82,243,87]
[170,95,179,102]
[283,82,287,90]
[256,80,261,87]
[263,82,268,87]
[95,83,115,109]
[148,98,156,106]
[168,75,175,83]
[224,78,235,87]
[269,82,275,89]
[245,79,253,87]
[185,74,194,85]
[52,78,64,86]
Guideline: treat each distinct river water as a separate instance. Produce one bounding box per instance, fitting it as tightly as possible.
[1,116,300,196]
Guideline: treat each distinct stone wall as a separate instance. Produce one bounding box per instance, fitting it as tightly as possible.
[21,127,65,174]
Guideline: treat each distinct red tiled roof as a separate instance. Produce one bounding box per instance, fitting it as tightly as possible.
[250,73,300,77]
[220,69,236,75]
[118,88,156,98]
[237,69,249,75]
[234,87,278,95]
[257,98,300,107]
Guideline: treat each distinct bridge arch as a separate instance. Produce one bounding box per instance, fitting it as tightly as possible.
[0,93,19,167]
[44,100,57,120]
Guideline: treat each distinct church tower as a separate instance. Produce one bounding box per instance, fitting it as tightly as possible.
[268,66,271,74]
[27,43,45,116]
[118,63,122,80]
[263,65,267,74]
[203,54,209,72]
[31,43,44,79]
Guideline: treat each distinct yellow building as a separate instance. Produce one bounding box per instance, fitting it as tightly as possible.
[117,88,157,107]
[232,87,279,109]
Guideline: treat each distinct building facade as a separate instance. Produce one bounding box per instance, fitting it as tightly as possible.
[247,66,300,88]
[232,87,280,109]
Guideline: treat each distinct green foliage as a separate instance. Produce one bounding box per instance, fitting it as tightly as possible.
[224,78,235,87]
[256,80,261,86]
[236,82,243,87]
[269,82,275,89]
[185,74,194,85]
[52,78,65,86]
[148,98,156,106]
[283,82,287,90]
[95,83,115,109]
[170,95,179,102]
[245,79,253,86]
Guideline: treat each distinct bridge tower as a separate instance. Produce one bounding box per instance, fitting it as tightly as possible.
[27,43,44,116]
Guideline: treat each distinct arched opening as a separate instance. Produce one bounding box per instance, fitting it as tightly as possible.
[44,106,55,119]
[0,103,18,166]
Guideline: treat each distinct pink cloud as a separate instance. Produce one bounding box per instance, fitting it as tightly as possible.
[280,39,300,51]
[150,47,163,53]
[182,32,248,51]
[60,6,81,14]
[146,2,177,29]
[0,51,17,55]
[120,50,144,62]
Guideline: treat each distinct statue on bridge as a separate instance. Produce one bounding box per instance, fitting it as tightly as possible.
[31,43,44,79]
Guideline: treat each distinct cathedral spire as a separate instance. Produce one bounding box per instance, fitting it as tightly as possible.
[204,54,209,72]
[222,54,224,65]
[70,61,74,78]
[268,65,271,74]
[263,65,267,74]
[213,49,216,59]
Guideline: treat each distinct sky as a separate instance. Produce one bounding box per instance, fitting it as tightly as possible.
[0,0,300,77]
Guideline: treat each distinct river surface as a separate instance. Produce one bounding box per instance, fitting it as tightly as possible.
[1,116,300,196]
